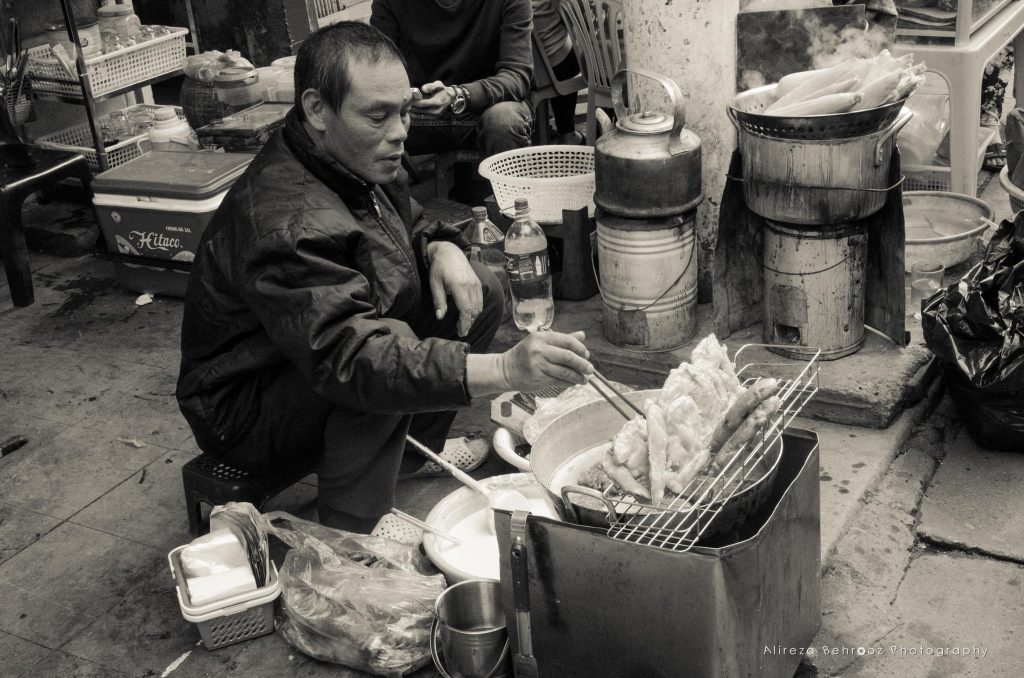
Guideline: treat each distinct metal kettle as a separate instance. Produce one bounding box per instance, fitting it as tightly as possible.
[594,68,703,218]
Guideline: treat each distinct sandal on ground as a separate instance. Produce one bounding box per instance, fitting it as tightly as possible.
[984,142,1007,171]
[370,513,423,546]
[399,436,490,480]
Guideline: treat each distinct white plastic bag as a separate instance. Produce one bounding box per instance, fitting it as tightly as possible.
[258,512,445,677]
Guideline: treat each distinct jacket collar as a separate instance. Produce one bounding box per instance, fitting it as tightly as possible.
[282,108,373,203]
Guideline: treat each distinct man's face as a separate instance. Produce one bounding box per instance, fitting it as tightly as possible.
[317,58,412,185]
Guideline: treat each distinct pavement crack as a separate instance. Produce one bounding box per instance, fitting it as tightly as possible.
[917,534,1024,567]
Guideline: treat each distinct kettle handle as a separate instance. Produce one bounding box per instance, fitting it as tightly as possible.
[611,67,688,156]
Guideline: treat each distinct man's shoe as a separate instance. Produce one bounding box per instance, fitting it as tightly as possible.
[400,436,490,480]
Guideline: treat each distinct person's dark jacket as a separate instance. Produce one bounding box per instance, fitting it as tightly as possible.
[371,0,533,114]
[176,110,472,452]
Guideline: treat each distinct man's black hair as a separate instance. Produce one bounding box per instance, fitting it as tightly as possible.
[294,21,405,119]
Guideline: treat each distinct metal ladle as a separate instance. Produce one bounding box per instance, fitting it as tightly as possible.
[406,435,531,534]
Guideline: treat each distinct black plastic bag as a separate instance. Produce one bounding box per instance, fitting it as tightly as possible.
[922,215,1024,451]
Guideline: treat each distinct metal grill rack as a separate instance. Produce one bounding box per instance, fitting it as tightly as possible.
[605,344,820,552]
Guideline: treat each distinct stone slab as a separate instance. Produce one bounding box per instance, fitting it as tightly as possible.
[1,630,52,672]
[0,522,160,648]
[17,650,132,678]
[0,503,61,567]
[842,553,1024,678]
[71,449,196,552]
[810,377,942,566]
[806,399,958,676]
[61,557,245,677]
[497,296,936,428]
[0,419,169,520]
[917,429,1024,562]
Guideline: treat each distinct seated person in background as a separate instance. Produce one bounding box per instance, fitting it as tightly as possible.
[176,22,592,533]
[370,0,534,159]
[532,0,585,144]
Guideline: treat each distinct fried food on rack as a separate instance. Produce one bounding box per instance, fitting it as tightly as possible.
[598,334,782,505]
[604,415,651,499]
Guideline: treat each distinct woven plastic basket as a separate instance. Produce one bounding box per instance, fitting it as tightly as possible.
[28,27,188,100]
[168,545,280,651]
[36,104,182,172]
[999,165,1024,216]
[478,145,595,223]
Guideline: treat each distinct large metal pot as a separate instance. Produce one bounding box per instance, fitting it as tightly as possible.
[494,390,784,543]
[594,69,703,218]
[728,107,912,225]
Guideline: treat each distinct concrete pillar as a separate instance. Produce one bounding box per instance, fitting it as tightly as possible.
[622,0,739,302]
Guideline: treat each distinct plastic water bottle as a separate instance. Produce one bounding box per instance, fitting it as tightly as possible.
[503,197,554,332]
[465,206,513,322]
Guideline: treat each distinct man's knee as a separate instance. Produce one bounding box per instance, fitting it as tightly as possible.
[468,259,505,331]
[478,101,533,156]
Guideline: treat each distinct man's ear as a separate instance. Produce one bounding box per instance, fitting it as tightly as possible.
[301,88,329,132]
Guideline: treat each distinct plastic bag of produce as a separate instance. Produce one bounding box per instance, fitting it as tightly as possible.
[922,215,1024,451]
[257,511,446,677]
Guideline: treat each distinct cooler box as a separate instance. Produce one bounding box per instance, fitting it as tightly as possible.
[92,150,252,297]
[196,102,292,153]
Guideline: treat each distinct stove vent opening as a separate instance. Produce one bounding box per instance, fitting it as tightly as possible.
[774,323,802,345]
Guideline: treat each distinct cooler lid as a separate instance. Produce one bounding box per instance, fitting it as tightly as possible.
[91,150,253,200]
[196,103,292,137]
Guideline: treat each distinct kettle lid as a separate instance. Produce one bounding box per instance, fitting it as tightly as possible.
[617,110,672,134]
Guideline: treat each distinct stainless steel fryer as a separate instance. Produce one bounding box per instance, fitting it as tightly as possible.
[493,428,821,678]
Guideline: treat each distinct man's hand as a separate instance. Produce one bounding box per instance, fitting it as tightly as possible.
[500,331,593,392]
[412,81,453,118]
[428,241,482,336]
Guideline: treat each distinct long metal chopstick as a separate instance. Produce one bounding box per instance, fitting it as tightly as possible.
[590,369,645,418]
[587,377,632,421]
[389,508,464,546]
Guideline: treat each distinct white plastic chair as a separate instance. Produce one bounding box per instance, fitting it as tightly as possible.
[557,0,625,144]
[894,1,1024,196]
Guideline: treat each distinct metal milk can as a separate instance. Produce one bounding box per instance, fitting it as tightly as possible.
[594,68,703,218]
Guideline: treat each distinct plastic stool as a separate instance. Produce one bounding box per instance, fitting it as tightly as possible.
[894,1,1024,196]
[434,149,482,199]
[181,453,318,536]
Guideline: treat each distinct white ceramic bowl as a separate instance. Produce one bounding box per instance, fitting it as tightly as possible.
[423,473,558,584]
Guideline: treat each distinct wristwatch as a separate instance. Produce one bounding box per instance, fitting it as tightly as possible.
[449,85,468,116]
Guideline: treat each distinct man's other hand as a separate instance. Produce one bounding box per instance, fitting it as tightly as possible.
[501,331,593,393]
[412,81,453,118]
[427,241,482,336]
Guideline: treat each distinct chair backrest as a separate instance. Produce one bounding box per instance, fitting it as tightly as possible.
[531,31,586,100]
[557,0,625,94]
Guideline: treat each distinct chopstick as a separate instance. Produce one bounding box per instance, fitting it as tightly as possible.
[405,434,491,497]
[389,508,464,546]
[591,369,645,418]
[588,376,632,421]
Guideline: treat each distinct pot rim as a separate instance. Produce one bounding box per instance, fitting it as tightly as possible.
[903,191,994,244]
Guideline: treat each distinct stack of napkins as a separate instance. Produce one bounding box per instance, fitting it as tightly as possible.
[180,529,258,607]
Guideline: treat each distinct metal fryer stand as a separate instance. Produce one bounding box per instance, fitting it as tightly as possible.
[495,429,821,678]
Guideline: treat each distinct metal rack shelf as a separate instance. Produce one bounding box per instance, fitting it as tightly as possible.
[33,1,194,173]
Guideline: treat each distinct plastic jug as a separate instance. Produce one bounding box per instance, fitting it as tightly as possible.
[148,107,199,152]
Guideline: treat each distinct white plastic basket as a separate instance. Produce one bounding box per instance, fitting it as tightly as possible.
[903,126,996,195]
[999,165,1024,216]
[35,104,183,172]
[28,27,188,100]
[168,545,280,651]
[478,145,595,223]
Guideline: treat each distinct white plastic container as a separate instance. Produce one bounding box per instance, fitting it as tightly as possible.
[168,545,280,650]
[148,106,198,152]
[214,67,261,106]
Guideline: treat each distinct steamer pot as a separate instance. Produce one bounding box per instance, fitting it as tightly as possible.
[495,389,784,542]
[728,107,912,225]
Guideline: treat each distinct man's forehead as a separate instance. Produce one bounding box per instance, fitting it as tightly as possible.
[346,58,409,101]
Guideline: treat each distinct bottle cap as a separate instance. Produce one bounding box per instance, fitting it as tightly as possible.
[472,206,488,220]
[153,106,177,122]
[514,197,530,212]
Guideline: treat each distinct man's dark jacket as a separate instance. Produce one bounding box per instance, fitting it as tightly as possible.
[176,111,472,452]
